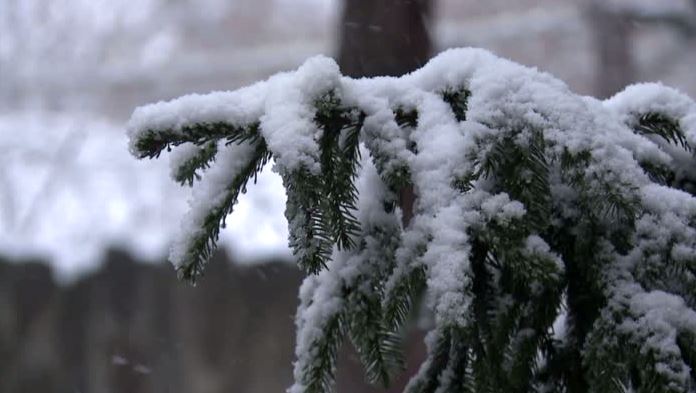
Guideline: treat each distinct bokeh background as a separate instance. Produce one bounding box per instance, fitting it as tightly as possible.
[1,0,695,392]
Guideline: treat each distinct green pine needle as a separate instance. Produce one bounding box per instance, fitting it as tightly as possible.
[173,141,218,186]
[635,112,691,152]
[177,139,271,284]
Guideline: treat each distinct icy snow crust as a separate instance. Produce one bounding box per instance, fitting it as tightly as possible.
[127,48,696,391]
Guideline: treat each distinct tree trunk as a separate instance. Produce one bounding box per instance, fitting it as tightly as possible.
[338,0,433,79]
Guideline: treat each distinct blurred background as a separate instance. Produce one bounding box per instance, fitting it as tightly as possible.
[1,0,695,392]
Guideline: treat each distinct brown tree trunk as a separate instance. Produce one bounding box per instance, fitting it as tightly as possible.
[338,0,433,79]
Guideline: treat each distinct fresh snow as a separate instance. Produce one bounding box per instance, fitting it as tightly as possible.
[129,46,694,300]
[127,47,696,390]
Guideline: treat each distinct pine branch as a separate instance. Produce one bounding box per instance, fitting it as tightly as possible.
[470,238,495,357]
[477,129,551,233]
[468,213,563,391]
[347,215,406,387]
[297,312,347,393]
[133,121,260,159]
[364,107,417,194]
[382,264,426,332]
[559,147,640,251]
[633,237,696,308]
[586,307,695,393]
[176,137,271,283]
[315,92,363,250]
[284,169,334,274]
[547,222,608,393]
[629,112,694,192]
[505,288,561,391]
[395,108,418,129]
[285,92,367,274]
[440,327,475,393]
[441,88,471,122]
[405,327,453,393]
[126,49,696,393]
[678,331,696,384]
[635,112,691,152]
[172,142,218,186]
[638,159,676,186]
[348,290,403,387]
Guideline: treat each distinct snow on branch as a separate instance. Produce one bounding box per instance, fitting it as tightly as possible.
[127,48,696,392]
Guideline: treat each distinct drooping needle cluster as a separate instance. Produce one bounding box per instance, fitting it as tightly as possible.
[128,48,696,393]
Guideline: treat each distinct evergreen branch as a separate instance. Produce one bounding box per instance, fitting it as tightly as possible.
[315,92,364,250]
[586,318,694,393]
[634,112,691,152]
[547,221,610,393]
[629,112,692,190]
[346,207,405,387]
[477,129,551,233]
[172,142,218,186]
[472,233,562,392]
[589,177,640,227]
[133,121,260,159]
[469,238,497,376]
[585,236,696,393]
[638,159,676,186]
[505,283,562,391]
[364,107,417,194]
[559,148,640,251]
[633,236,696,308]
[395,108,418,129]
[284,169,334,274]
[298,312,347,393]
[348,290,403,387]
[405,327,453,393]
[469,218,563,391]
[127,50,696,392]
[441,88,471,122]
[451,166,480,193]
[382,265,426,332]
[176,138,271,283]
[439,327,475,393]
[285,92,367,274]
[677,331,696,384]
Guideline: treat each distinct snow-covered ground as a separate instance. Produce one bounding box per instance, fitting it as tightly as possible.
[0,111,290,281]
